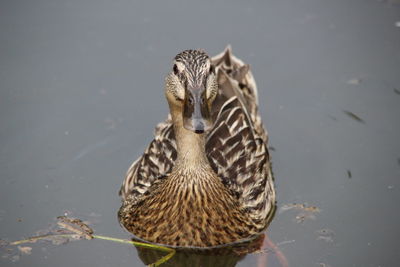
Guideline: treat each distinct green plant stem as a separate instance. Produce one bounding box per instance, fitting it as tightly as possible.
[10,233,176,267]
[93,235,175,266]
[10,234,78,245]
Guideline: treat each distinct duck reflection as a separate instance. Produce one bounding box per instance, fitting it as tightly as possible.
[131,234,287,267]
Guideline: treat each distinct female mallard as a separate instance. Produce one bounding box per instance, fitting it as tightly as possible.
[119,47,276,248]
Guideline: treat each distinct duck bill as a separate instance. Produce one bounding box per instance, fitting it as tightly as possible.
[183,88,212,134]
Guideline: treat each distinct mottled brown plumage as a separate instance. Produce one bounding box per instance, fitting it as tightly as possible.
[119,46,276,248]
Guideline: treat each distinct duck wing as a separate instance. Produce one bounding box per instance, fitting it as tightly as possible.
[206,96,274,224]
[119,118,177,202]
[206,46,275,223]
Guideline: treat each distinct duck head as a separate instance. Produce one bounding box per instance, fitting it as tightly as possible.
[165,49,218,133]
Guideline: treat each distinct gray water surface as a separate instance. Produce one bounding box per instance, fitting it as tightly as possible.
[1,0,400,266]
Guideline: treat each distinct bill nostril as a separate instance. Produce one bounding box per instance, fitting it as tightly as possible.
[194,121,204,134]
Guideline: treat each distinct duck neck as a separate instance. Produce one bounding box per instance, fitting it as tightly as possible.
[170,108,209,167]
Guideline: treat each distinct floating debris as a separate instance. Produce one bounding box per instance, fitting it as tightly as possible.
[280,203,321,213]
[33,228,60,244]
[347,78,361,85]
[347,170,352,179]
[395,21,400,27]
[295,213,316,223]
[56,216,94,240]
[17,246,32,255]
[5,215,176,266]
[8,216,95,247]
[280,203,320,223]
[49,235,70,246]
[343,110,365,123]
[397,158,400,166]
[269,146,276,151]
[316,228,334,243]
[394,88,400,95]
[10,254,20,262]
[0,239,8,247]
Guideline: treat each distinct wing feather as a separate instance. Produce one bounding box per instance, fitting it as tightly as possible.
[120,121,177,202]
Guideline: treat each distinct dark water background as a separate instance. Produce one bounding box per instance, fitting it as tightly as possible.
[1,0,400,266]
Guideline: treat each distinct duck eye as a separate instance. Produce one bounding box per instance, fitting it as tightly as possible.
[209,65,215,74]
[173,64,179,75]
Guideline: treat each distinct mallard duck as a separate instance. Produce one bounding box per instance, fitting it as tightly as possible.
[118,47,276,248]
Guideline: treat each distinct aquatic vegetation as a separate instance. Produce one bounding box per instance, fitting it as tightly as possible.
[4,216,175,267]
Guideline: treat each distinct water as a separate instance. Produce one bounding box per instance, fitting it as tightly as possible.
[1,0,399,266]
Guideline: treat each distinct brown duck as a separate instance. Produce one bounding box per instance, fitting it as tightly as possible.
[118,47,276,248]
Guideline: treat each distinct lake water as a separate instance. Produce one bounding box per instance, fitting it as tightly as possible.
[1,0,400,266]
